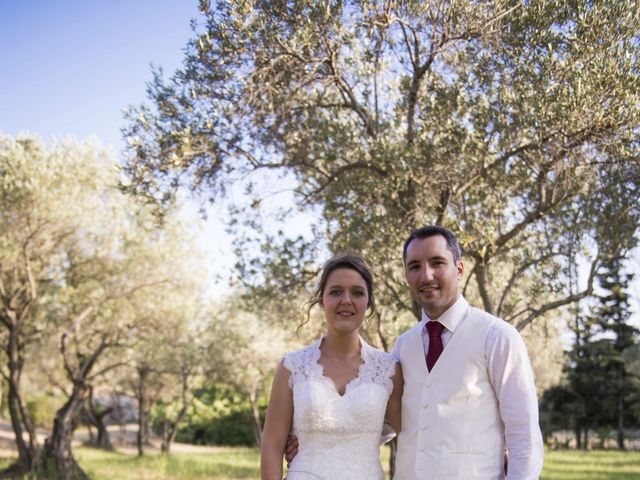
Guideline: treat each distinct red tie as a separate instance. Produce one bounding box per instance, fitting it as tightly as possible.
[426,321,445,372]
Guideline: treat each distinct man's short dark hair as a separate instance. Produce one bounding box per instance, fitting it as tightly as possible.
[402,226,462,264]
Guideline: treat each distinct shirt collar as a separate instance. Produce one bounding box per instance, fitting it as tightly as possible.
[421,295,469,333]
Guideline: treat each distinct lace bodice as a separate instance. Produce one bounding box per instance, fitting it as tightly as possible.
[282,338,396,480]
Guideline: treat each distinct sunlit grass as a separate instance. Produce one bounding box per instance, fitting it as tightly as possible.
[541,449,640,480]
[0,446,639,479]
[0,457,15,470]
[76,447,260,480]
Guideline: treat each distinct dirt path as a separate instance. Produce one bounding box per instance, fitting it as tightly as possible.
[0,419,224,457]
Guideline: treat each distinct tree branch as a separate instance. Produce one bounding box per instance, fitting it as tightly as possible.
[496,251,561,317]
[514,257,599,330]
[323,38,376,137]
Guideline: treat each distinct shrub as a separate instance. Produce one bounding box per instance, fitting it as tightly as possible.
[151,383,262,446]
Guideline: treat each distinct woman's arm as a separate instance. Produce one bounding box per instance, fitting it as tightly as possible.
[260,360,293,480]
[385,362,403,435]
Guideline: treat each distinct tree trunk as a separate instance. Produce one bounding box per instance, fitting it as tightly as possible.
[161,418,172,454]
[0,260,40,474]
[617,396,625,450]
[161,400,188,454]
[475,261,496,316]
[160,370,190,454]
[136,366,149,456]
[92,406,113,451]
[248,384,262,446]
[144,414,152,444]
[79,387,113,451]
[136,408,147,457]
[584,428,589,450]
[7,379,32,468]
[86,422,94,444]
[4,325,39,471]
[82,391,113,450]
[42,383,90,480]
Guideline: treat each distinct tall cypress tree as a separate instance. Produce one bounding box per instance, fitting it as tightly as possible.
[565,254,638,450]
[566,317,610,448]
[590,255,638,449]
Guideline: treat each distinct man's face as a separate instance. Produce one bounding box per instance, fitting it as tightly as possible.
[404,235,464,319]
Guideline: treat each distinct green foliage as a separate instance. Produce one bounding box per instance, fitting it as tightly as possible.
[539,383,575,444]
[567,338,623,431]
[0,134,211,476]
[546,254,640,448]
[25,393,63,429]
[153,384,259,447]
[178,409,257,447]
[623,344,640,421]
[123,0,640,343]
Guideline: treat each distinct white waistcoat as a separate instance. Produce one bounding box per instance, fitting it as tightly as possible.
[394,306,505,480]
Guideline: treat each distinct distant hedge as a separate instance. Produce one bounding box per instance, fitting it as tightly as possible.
[152,383,264,447]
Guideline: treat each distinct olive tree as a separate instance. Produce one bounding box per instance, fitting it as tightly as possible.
[123,1,640,342]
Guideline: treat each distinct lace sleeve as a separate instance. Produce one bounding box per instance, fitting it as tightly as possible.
[353,345,397,396]
[282,342,322,390]
[282,351,302,390]
[385,352,398,379]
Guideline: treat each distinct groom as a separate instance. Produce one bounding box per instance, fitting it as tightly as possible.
[393,225,543,479]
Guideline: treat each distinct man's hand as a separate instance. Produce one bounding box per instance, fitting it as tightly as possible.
[504,448,509,476]
[284,433,299,464]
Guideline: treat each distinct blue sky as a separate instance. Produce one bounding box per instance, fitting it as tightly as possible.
[0,0,199,152]
[0,0,313,291]
[0,0,240,287]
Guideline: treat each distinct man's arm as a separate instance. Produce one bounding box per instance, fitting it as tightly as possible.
[284,433,298,464]
[487,322,544,480]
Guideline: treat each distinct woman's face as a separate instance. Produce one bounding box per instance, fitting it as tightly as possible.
[320,268,369,335]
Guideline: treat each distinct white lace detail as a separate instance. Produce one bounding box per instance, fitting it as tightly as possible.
[283,340,323,390]
[283,338,396,394]
[348,341,396,395]
[282,338,396,480]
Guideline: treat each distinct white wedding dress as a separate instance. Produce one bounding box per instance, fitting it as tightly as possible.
[283,338,396,480]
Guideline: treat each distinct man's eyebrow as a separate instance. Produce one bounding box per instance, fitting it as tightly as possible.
[407,255,448,265]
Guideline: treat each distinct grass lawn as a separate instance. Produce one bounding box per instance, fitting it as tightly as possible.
[0,447,638,479]
[540,449,640,480]
[0,448,260,480]
[76,447,260,480]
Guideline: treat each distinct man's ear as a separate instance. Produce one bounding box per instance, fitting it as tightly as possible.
[456,260,464,279]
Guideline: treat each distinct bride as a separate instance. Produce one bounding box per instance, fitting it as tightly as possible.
[260,255,402,480]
